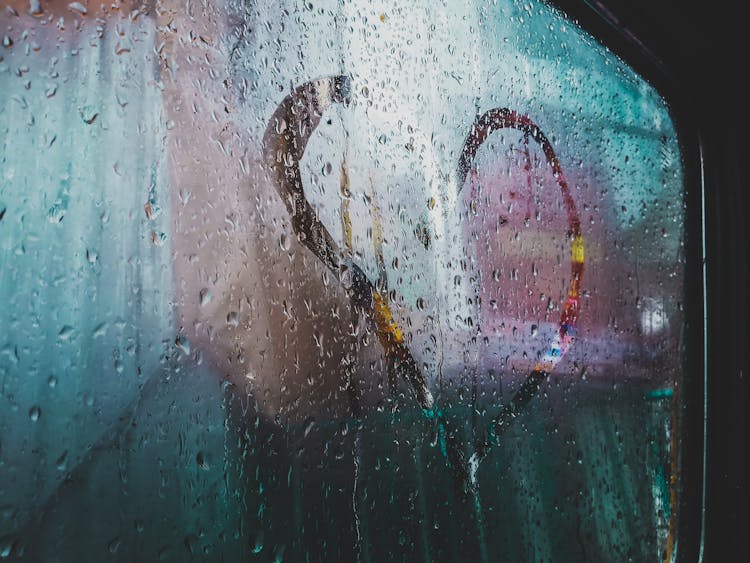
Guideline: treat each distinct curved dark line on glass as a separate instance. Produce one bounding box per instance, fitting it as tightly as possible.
[457,108,584,473]
[262,76,471,490]
[456,108,581,237]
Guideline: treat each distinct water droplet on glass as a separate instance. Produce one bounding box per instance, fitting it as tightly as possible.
[58,325,74,341]
[196,451,209,470]
[48,375,57,388]
[175,335,190,355]
[378,134,387,145]
[107,537,121,554]
[113,41,131,56]
[303,418,316,437]
[27,0,42,15]
[199,288,212,306]
[79,105,98,124]
[67,2,87,15]
[530,324,538,337]
[29,406,41,421]
[56,450,68,471]
[144,200,162,221]
[10,95,27,109]
[47,204,65,223]
[252,532,264,554]
[321,162,333,176]
[0,537,13,558]
[92,322,107,338]
[226,311,239,327]
[151,231,167,246]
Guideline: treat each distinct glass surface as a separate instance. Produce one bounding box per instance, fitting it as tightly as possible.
[0,0,685,561]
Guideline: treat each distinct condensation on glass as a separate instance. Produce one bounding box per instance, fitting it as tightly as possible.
[0,1,685,561]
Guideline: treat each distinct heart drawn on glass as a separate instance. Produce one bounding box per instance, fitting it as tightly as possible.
[263,75,584,493]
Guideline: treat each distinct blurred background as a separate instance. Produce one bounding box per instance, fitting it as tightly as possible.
[0,0,746,561]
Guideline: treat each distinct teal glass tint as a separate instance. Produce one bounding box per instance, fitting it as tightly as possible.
[0,0,686,561]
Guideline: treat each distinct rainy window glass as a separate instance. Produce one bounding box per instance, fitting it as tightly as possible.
[1,1,686,561]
